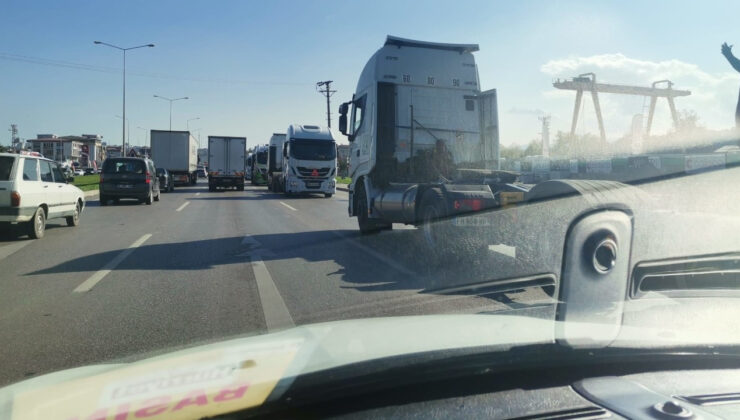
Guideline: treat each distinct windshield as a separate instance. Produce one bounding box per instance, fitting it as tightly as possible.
[4,2,740,415]
[290,139,336,160]
[256,151,267,164]
[102,159,144,174]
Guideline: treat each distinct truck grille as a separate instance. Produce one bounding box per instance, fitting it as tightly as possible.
[297,167,330,177]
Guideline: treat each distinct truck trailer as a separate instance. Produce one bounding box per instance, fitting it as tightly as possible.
[150,130,199,186]
[267,133,287,192]
[207,136,246,191]
[337,36,527,244]
[282,125,337,197]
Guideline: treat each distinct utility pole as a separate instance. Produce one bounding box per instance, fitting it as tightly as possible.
[316,81,336,128]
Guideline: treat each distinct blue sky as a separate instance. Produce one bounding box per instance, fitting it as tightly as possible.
[1,0,739,149]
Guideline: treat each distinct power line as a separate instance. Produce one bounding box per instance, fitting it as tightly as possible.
[316,80,336,128]
[0,51,313,87]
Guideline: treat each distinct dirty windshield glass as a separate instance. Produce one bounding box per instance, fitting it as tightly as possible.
[2,2,740,418]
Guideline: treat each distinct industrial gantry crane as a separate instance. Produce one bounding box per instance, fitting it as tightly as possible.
[553,73,691,143]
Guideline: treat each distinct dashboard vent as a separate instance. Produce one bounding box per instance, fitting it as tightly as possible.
[632,253,740,298]
[680,392,740,406]
[510,406,610,420]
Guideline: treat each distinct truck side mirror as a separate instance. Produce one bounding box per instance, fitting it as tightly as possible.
[338,102,349,136]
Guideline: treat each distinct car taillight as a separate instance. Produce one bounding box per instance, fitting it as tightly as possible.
[453,199,483,211]
[145,171,151,184]
[11,191,20,207]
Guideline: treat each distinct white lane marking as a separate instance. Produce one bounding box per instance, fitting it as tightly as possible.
[488,244,516,258]
[176,202,190,212]
[330,230,417,277]
[74,234,152,293]
[279,201,297,211]
[0,240,33,262]
[250,254,294,332]
[195,192,201,196]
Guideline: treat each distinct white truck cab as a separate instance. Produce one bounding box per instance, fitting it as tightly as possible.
[337,36,526,239]
[282,124,337,197]
[0,152,85,239]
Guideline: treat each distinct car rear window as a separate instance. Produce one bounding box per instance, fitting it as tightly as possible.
[103,160,145,174]
[0,157,16,181]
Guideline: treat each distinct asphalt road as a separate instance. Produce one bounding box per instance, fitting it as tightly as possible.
[0,180,550,387]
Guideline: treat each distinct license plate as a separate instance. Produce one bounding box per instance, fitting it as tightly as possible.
[453,215,491,227]
[306,182,320,187]
[118,184,133,189]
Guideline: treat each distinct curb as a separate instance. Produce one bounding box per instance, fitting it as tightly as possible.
[83,189,100,199]
[337,185,350,192]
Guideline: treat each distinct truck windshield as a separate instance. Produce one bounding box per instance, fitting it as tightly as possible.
[290,139,336,161]
[256,151,267,164]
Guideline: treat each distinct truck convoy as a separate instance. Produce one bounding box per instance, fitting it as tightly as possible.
[207,136,246,191]
[267,133,287,192]
[337,36,527,238]
[251,145,268,185]
[150,130,199,186]
[281,124,337,198]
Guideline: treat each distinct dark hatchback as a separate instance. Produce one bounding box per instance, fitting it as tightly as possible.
[156,167,174,192]
[99,157,161,205]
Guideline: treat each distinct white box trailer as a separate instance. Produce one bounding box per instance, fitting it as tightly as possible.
[208,136,246,191]
[150,130,199,185]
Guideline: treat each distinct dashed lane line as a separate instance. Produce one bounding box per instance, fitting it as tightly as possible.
[0,240,32,263]
[279,202,297,211]
[73,234,152,293]
[176,202,190,212]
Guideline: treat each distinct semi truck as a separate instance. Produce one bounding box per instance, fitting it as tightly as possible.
[267,133,287,192]
[150,130,199,186]
[337,36,528,241]
[251,145,268,185]
[282,124,337,197]
[207,136,246,191]
[246,152,254,181]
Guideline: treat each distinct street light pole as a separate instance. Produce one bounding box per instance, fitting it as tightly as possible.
[187,117,200,131]
[153,95,189,131]
[94,41,154,153]
[115,115,129,154]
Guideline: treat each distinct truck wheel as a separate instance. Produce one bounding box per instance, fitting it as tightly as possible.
[66,201,81,227]
[27,207,46,239]
[419,189,448,253]
[238,185,244,191]
[267,179,273,192]
[356,183,382,234]
[100,195,108,206]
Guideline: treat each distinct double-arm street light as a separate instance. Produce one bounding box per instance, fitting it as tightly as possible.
[153,95,189,131]
[94,41,155,153]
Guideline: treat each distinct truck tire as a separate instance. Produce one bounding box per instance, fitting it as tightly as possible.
[267,178,273,192]
[27,207,46,239]
[100,195,108,206]
[237,184,244,191]
[356,182,383,234]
